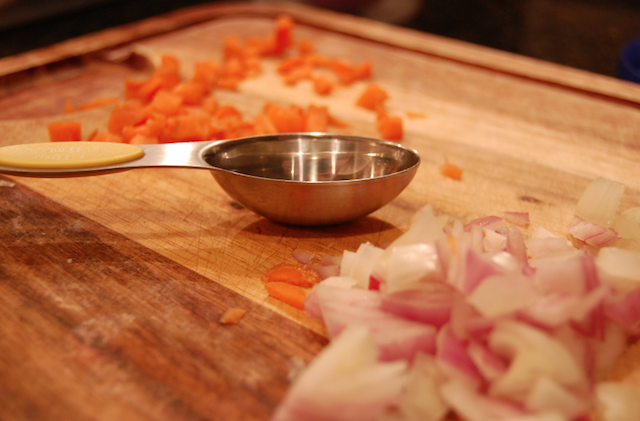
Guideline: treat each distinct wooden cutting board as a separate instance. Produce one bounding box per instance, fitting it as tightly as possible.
[2,2,640,420]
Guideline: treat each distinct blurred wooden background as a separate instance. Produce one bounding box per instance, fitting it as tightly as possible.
[0,0,638,78]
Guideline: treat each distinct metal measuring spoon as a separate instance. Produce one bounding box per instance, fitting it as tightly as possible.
[0,133,420,226]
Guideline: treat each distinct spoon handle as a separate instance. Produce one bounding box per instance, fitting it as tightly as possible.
[0,141,214,177]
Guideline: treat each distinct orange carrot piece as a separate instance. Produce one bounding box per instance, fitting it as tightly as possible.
[264,103,305,133]
[92,131,124,143]
[277,56,306,74]
[312,74,334,96]
[147,90,183,116]
[216,77,240,91]
[107,100,147,134]
[273,15,295,55]
[265,282,307,310]
[47,121,82,142]
[304,104,329,132]
[201,96,219,115]
[78,96,119,111]
[64,99,76,114]
[169,110,211,141]
[191,60,220,92]
[252,113,278,135]
[297,39,315,55]
[130,134,159,144]
[219,307,246,324]
[261,263,321,288]
[377,115,403,141]
[356,84,389,111]
[440,158,463,180]
[282,65,312,86]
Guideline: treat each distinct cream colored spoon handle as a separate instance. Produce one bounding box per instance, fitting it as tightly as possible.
[0,141,217,177]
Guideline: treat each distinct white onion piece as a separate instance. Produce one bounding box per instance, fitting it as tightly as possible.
[488,320,589,403]
[309,264,340,280]
[380,284,454,328]
[504,211,530,226]
[611,214,640,243]
[394,353,449,421]
[271,325,408,421]
[374,205,446,282]
[505,225,529,266]
[436,326,483,386]
[292,251,315,265]
[385,243,443,292]
[590,322,627,381]
[340,242,384,289]
[439,378,527,421]
[603,287,640,332]
[321,300,438,361]
[530,250,586,294]
[464,215,504,232]
[447,242,506,294]
[483,228,507,253]
[304,278,374,321]
[595,375,640,421]
[524,376,590,419]
[467,273,541,318]
[575,177,625,227]
[596,247,640,293]
[466,340,508,382]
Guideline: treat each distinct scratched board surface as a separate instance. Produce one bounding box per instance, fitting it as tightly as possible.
[1,2,640,420]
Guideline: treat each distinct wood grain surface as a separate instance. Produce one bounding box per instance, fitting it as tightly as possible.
[1,2,640,420]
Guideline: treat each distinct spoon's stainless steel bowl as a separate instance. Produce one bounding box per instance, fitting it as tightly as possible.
[0,132,420,226]
[204,133,420,225]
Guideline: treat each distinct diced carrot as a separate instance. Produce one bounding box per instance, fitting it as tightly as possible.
[201,96,219,115]
[86,129,98,142]
[130,134,159,144]
[277,56,306,75]
[282,65,312,86]
[222,56,246,79]
[173,81,208,106]
[307,54,333,68]
[107,100,147,134]
[356,84,389,111]
[312,74,334,96]
[126,55,181,103]
[214,105,243,121]
[440,158,463,180]
[122,125,151,143]
[304,104,329,132]
[147,90,183,116]
[252,113,278,135]
[353,60,372,80]
[265,282,307,310]
[92,131,124,143]
[297,39,315,55]
[64,99,76,114]
[78,96,119,111]
[48,121,82,142]
[261,263,321,288]
[377,114,403,141]
[273,15,295,55]
[264,103,305,133]
[191,60,220,91]
[219,307,246,325]
[223,35,246,60]
[169,109,211,141]
[216,77,240,91]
